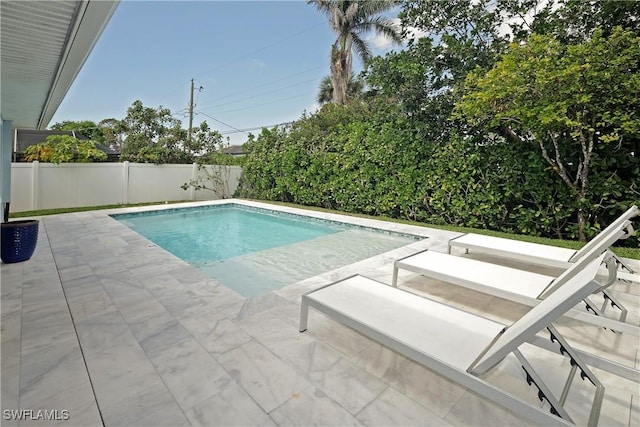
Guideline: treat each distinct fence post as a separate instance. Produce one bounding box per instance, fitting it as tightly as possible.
[190,163,197,201]
[122,161,130,205]
[31,161,39,211]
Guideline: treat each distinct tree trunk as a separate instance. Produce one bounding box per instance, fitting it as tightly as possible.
[330,65,346,104]
[501,126,593,241]
[330,41,351,104]
[576,203,586,242]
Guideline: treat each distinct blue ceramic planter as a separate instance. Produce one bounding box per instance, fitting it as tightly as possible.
[1,220,39,263]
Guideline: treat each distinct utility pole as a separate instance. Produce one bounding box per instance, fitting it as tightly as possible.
[188,78,195,142]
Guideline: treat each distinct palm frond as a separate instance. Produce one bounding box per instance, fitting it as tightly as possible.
[307,0,333,14]
[356,0,401,18]
[351,33,371,64]
[317,76,334,104]
[344,1,360,22]
[316,73,364,104]
[354,16,403,44]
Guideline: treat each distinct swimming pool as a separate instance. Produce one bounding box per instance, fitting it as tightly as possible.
[114,204,420,297]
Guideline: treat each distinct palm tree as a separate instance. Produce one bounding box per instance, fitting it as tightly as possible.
[308,0,402,104]
[317,74,365,105]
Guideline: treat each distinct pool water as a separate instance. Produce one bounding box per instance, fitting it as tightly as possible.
[115,205,419,297]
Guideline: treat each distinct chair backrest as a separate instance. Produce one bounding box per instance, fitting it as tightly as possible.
[540,220,630,297]
[569,205,638,262]
[469,251,607,375]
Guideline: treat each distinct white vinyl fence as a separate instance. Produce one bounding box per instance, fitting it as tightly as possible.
[9,161,242,212]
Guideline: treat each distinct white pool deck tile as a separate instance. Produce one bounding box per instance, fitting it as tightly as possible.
[1,199,639,426]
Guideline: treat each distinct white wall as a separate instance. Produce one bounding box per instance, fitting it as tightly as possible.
[126,163,193,205]
[9,162,242,212]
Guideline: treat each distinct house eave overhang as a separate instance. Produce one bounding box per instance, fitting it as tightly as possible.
[1,0,119,130]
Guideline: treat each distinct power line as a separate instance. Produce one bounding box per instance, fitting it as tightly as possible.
[191,21,327,81]
[195,111,297,137]
[219,121,295,135]
[203,65,324,105]
[204,92,312,115]
[198,77,321,110]
[155,21,326,104]
[196,111,246,133]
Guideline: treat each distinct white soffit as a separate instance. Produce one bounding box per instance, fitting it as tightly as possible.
[1,0,118,129]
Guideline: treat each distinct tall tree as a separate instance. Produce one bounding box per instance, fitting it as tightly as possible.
[309,0,402,104]
[187,121,225,158]
[119,100,190,164]
[98,118,127,152]
[400,0,511,87]
[398,0,640,94]
[456,28,640,241]
[526,0,640,43]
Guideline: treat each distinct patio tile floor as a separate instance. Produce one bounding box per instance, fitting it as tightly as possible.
[1,199,638,426]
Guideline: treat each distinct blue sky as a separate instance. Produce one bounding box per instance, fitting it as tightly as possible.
[51,0,401,146]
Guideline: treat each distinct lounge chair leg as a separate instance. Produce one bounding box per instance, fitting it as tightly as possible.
[616,257,637,275]
[299,299,309,333]
[546,326,605,427]
[391,265,399,287]
[583,295,624,334]
[558,364,578,406]
[610,242,637,275]
[516,349,572,422]
[602,291,628,322]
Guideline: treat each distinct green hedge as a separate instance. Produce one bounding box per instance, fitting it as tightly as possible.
[237,102,639,248]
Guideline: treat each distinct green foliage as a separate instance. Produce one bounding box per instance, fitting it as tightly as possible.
[456,27,640,240]
[188,122,226,158]
[119,100,184,163]
[51,102,230,164]
[50,120,106,143]
[400,0,509,81]
[181,141,245,199]
[317,74,365,105]
[365,38,459,146]
[24,135,107,164]
[527,0,640,43]
[98,117,127,152]
[398,0,640,92]
[238,86,639,246]
[117,100,223,164]
[238,101,572,234]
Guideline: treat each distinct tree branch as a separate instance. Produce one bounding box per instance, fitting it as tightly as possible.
[540,132,575,190]
[498,124,522,144]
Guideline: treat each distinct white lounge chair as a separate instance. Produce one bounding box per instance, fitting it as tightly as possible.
[391,249,638,335]
[448,205,638,283]
[300,253,638,426]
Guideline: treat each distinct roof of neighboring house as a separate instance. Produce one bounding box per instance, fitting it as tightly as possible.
[224,145,246,155]
[14,129,119,156]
